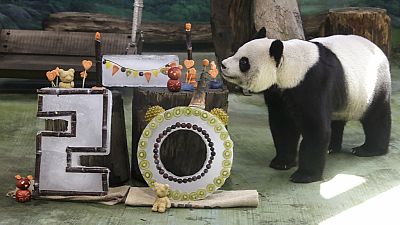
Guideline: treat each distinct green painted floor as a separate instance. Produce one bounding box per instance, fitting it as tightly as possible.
[0,65,399,225]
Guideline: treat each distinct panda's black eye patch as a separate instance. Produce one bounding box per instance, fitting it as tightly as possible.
[239,57,250,73]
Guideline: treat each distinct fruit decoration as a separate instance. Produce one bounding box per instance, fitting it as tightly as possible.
[181,59,196,91]
[58,68,75,88]
[185,23,192,31]
[184,59,195,69]
[206,60,223,89]
[210,108,229,126]
[80,60,93,88]
[45,67,60,87]
[167,67,182,80]
[15,175,33,203]
[209,61,218,79]
[145,106,166,123]
[152,182,171,213]
[202,59,210,67]
[167,66,182,92]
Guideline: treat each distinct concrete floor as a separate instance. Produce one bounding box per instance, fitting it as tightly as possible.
[0,65,399,225]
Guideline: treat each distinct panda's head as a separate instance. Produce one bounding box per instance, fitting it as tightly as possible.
[221,28,284,92]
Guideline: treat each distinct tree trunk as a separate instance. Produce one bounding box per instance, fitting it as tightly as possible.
[252,0,305,40]
[211,0,304,91]
[320,7,391,56]
[302,13,328,40]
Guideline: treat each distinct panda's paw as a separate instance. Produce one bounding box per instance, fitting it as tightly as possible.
[328,145,342,154]
[269,157,296,170]
[352,145,388,157]
[290,170,322,183]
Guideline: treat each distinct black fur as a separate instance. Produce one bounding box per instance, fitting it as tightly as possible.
[252,27,267,40]
[239,57,250,72]
[352,74,391,157]
[265,42,350,183]
[269,40,284,67]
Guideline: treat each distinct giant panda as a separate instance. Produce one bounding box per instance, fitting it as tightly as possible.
[221,28,391,183]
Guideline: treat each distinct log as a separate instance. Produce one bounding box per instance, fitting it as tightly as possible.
[43,11,319,53]
[43,12,212,50]
[320,7,391,56]
[131,87,229,182]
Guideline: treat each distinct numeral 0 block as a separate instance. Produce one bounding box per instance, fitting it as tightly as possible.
[34,88,112,196]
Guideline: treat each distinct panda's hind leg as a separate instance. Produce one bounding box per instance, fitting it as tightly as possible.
[353,93,391,157]
[329,120,346,154]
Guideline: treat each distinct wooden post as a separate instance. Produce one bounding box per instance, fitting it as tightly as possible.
[320,7,391,56]
[95,32,103,86]
[185,23,193,60]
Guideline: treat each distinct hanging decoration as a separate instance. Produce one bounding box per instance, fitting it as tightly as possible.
[102,59,176,83]
[101,55,179,87]
[112,65,120,76]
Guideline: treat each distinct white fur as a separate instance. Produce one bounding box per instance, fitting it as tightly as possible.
[312,35,390,120]
[277,40,319,88]
[221,38,320,92]
[221,35,391,121]
[221,39,278,92]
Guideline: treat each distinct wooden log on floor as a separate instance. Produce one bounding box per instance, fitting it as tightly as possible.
[131,87,229,182]
[320,7,391,56]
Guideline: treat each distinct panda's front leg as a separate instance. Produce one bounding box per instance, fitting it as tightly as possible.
[290,112,331,183]
[264,87,300,170]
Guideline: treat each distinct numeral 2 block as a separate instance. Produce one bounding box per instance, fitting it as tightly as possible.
[34,88,112,196]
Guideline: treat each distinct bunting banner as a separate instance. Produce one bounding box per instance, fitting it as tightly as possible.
[102,55,179,87]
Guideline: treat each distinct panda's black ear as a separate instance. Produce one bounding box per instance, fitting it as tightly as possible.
[251,27,267,40]
[269,40,284,67]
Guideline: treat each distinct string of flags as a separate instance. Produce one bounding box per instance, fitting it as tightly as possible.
[103,59,173,83]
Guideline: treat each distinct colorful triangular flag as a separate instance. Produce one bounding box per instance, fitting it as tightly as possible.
[105,61,112,69]
[152,69,159,77]
[112,65,120,76]
[145,71,152,83]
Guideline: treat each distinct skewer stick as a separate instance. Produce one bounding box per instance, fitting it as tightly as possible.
[185,23,192,60]
[95,32,103,87]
